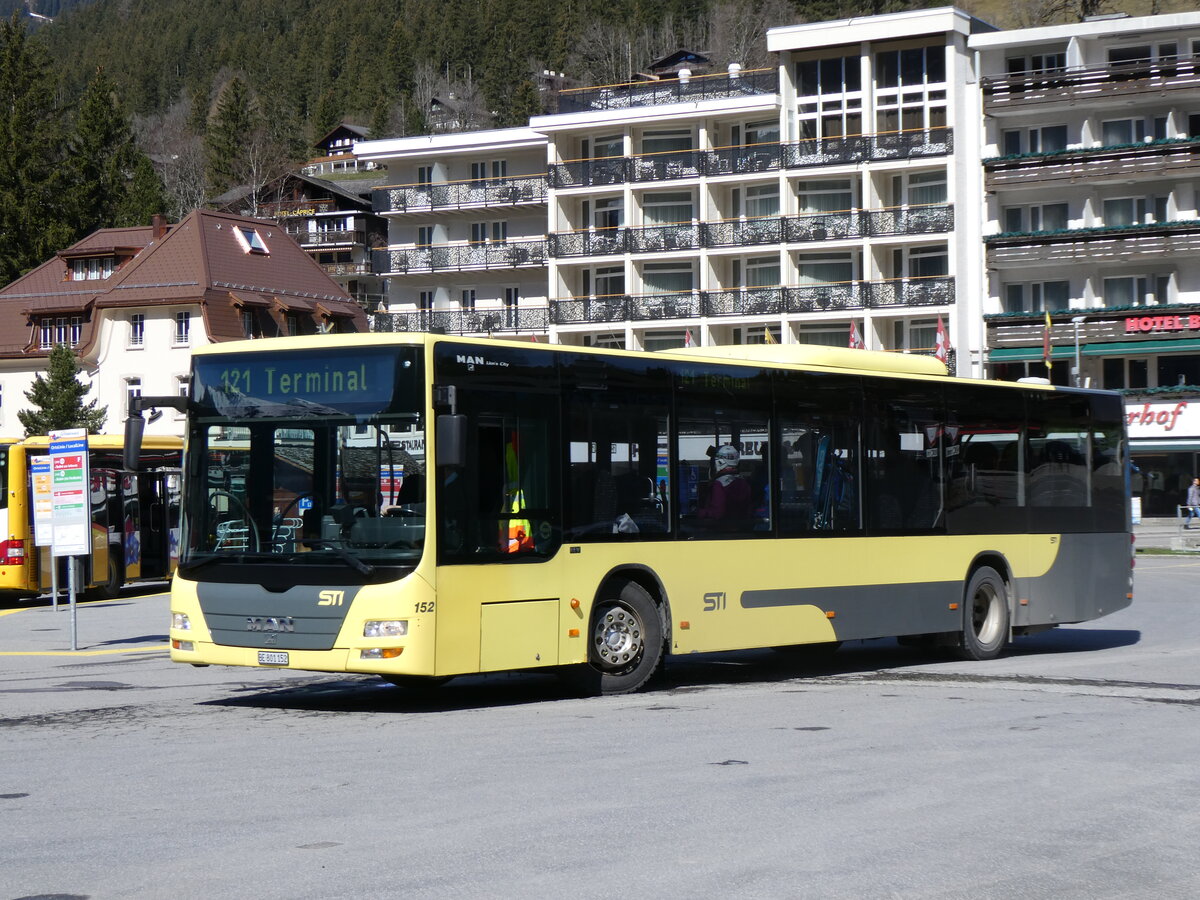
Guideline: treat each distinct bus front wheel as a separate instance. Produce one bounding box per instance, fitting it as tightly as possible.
[567,579,664,695]
[958,566,1010,661]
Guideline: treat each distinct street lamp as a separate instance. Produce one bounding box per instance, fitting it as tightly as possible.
[1071,315,1087,387]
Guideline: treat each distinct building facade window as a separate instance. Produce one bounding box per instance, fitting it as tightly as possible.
[1003,202,1069,233]
[1003,281,1070,313]
[40,316,82,348]
[126,377,142,415]
[795,54,864,141]
[129,314,145,347]
[174,311,190,345]
[584,266,625,297]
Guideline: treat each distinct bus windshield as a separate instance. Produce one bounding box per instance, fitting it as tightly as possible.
[182,346,425,573]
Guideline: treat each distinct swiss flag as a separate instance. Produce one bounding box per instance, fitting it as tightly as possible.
[849,320,864,349]
[934,315,950,363]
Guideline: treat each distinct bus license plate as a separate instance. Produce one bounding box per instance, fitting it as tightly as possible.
[258,651,289,666]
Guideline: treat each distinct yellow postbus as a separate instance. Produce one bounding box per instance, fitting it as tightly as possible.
[0,434,182,601]
[142,334,1131,694]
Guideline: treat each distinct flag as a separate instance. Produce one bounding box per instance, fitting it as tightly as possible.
[934,315,949,363]
[849,320,864,350]
[763,329,777,345]
[1043,312,1052,372]
[684,329,695,348]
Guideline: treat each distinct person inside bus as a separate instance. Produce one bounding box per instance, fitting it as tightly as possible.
[697,444,752,527]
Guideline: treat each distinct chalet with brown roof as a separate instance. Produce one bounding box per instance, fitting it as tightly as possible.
[0,208,368,436]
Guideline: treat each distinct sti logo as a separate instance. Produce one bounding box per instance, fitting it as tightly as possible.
[317,590,345,607]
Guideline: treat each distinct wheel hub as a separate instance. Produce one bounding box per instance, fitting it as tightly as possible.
[594,605,643,669]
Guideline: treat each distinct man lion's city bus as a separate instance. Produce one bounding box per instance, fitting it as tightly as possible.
[0,434,182,601]
[134,333,1132,694]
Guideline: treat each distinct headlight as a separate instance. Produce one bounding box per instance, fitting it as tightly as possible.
[363,620,408,638]
[172,613,191,631]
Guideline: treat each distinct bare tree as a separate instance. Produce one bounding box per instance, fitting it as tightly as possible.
[705,0,798,71]
[133,96,208,219]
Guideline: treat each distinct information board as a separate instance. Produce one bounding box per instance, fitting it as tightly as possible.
[30,455,53,547]
[49,429,90,557]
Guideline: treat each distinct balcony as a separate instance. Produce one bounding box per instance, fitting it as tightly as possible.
[985,221,1200,266]
[372,306,550,335]
[984,138,1200,190]
[373,175,547,214]
[556,68,776,114]
[320,262,372,276]
[552,276,954,323]
[378,239,548,274]
[982,55,1200,111]
[549,205,952,258]
[289,229,365,247]
[549,128,954,189]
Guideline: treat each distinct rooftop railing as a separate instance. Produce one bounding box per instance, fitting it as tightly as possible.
[982,54,1200,108]
[556,67,777,113]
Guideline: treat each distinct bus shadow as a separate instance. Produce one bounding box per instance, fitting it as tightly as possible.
[200,626,1141,714]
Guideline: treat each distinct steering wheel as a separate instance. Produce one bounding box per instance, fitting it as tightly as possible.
[209,489,261,553]
[272,492,315,547]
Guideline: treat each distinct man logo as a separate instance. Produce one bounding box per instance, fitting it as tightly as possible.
[318,590,345,607]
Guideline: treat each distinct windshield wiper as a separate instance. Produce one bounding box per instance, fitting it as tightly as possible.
[296,539,375,576]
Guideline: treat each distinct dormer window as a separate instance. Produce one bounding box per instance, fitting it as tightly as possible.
[39,316,83,348]
[70,257,114,280]
[233,226,269,255]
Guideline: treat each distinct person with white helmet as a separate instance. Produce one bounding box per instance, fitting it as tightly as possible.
[698,443,752,524]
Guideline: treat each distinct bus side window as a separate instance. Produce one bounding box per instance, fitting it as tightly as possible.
[864,384,944,534]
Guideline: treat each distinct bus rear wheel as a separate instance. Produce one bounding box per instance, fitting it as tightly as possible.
[566,579,664,695]
[957,566,1010,661]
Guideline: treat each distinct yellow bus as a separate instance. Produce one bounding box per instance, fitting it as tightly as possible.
[143,334,1132,694]
[0,434,182,601]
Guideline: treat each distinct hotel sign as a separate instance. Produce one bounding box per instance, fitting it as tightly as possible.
[1124,314,1200,334]
[1125,400,1200,439]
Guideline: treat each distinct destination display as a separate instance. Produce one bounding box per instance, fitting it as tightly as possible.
[192,348,421,417]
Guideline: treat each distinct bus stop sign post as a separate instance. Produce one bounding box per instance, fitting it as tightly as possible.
[48,429,90,651]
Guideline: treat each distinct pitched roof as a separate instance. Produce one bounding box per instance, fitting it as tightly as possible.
[0,209,367,360]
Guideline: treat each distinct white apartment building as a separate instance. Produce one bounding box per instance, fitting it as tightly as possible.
[357,6,1200,400]
[358,6,992,374]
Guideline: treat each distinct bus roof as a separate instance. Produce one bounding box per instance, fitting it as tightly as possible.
[18,434,183,450]
[191,332,1067,391]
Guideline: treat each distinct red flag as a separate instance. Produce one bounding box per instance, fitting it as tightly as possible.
[934,315,949,363]
[684,329,695,348]
[849,320,864,350]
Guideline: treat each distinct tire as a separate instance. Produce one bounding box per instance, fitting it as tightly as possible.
[957,566,1010,661]
[564,579,664,696]
[87,552,123,601]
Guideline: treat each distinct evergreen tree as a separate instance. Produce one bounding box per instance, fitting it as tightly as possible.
[204,75,255,195]
[0,13,73,288]
[19,344,108,436]
[69,68,164,234]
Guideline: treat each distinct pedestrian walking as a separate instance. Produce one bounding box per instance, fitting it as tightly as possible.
[1185,478,1200,528]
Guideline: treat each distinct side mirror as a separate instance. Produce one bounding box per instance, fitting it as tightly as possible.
[124,412,145,472]
[436,414,467,468]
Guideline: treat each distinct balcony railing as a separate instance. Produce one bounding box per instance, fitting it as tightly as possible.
[556,67,776,114]
[373,175,548,214]
[551,277,954,323]
[549,205,953,258]
[982,55,1200,109]
[985,221,1200,266]
[378,239,548,274]
[320,262,372,276]
[289,229,365,247]
[372,306,550,335]
[549,128,954,189]
[984,138,1200,189]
